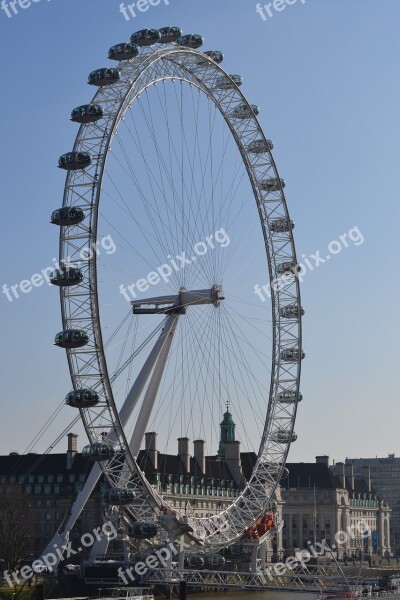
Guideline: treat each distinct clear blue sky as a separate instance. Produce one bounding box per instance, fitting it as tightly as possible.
[0,0,399,463]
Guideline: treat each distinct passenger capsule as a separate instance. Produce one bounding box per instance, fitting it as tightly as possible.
[279,304,304,319]
[280,467,289,480]
[259,177,286,192]
[230,543,245,556]
[58,152,92,171]
[66,389,100,408]
[187,554,204,569]
[128,522,158,539]
[103,487,135,505]
[50,207,85,226]
[275,261,301,277]
[276,389,303,404]
[83,442,117,462]
[130,29,161,46]
[54,329,89,349]
[50,267,83,287]
[88,68,120,87]
[204,554,225,568]
[108,42,139,61]
[177,34,204,49]
[204,50,224,64]
[215,74,243,90]
[231,103,260,119]
[270,428,298,444]
[270,218,294,233]
[71,104,104,124]
[281,347,305,362]
[158,26,183,44]
[247,139,273,154]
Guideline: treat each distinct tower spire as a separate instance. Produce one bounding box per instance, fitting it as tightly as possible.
[218,402,236,457]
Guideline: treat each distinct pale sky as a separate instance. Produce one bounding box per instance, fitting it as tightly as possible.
[0,0,399,464]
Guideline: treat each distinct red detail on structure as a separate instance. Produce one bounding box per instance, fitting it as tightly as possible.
[243,513,275,539]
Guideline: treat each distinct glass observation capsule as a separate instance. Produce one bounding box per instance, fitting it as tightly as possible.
[204,554,225,568]
[88,68,120,87]
[130,29,161,46]
[215,74,243,90]
[50,267,83,287]
[70,104,104,124]
[65,389,100,408]
[58,152,92,171]
[270,428,298,444]
[103,487,135,505]
[177,34,204,49]
[82,442,116,462]
[259,177,286,192]
[247,139,273,154]
[231,103,260,119]
[108,42,139,61]
[50,207,85,226]
[277,389,303,404]
[280,467,290,480]
[281,347,305,362]
[54,329,89,349]
[270,218,295,234]
[275,261,301,277]
[202,50,224,64]
[158,26,182,44]
[186,555,204,568]
[128,522,158,539]
[280,304,304,319]
[230,544,245,556]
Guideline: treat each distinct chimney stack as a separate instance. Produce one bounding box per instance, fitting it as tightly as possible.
[224,441,244,487]
[194,440,205,475]
[67,433,78,470]
[362,465,371,492]
[145,432,158,470]
[316,455,330,467]
[178,437,190,472]
[345,463,354,491]
[336,462,346,489]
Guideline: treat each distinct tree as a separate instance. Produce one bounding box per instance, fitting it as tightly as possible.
[0,484,33,573]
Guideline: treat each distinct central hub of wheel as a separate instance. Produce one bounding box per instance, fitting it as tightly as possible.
[132,284,224,315]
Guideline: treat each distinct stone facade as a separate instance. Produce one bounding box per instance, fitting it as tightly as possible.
[279,456,391,559]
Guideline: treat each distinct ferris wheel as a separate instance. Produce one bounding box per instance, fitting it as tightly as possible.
[50,27,304,551]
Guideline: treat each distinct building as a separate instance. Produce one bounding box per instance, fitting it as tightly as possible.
[346,455,400,551]
[280,456,391,558]
[0,414,392,565]
[0,434,105,557]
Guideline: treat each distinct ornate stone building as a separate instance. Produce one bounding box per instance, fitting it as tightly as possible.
[0,417,392,564]
[279,456,391,559]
